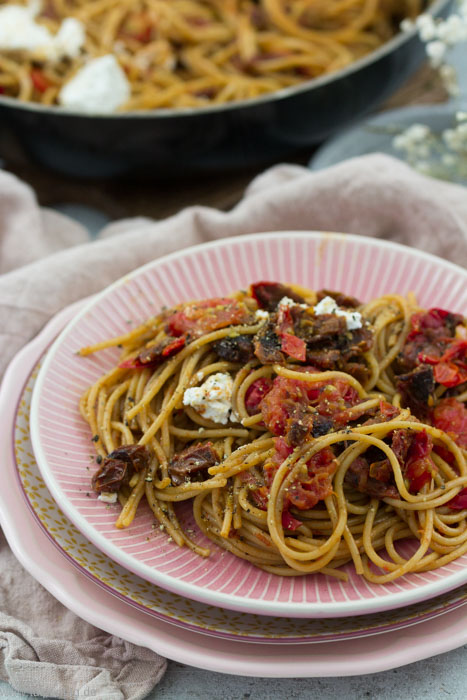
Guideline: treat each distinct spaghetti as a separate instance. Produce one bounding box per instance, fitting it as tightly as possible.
[79,281,467,582]
[0,0,424,111]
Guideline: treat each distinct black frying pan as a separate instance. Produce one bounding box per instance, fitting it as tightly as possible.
[0,0,453,179]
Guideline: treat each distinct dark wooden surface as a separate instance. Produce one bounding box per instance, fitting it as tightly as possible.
[0,63,447,222]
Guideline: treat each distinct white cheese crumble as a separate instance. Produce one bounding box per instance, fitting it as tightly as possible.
[0,3,85,60]
[183,372,234,425]
[98,491,118,504]
[59,55,130,114]
[313,296,362,331]
[255,309,269,322]
[278,296,307,310]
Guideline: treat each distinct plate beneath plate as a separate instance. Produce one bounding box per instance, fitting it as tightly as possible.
[10,302,467,644]
[30,232,467,617]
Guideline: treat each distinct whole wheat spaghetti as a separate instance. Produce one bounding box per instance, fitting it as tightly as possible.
[79,281,467,582]
[0,0,424,110]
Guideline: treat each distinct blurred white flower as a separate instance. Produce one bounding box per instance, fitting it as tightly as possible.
[426,39,447,67]
[415,14,437,41]
[439,64,460,96]
[401,1,467,90]
[394,2,467,182]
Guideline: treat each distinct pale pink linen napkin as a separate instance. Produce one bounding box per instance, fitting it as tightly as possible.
[0,153,466,699]
[1,153,466,384]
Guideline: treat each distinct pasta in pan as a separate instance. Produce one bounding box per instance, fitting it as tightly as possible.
[0,0,424,111]
[79,282,467,583]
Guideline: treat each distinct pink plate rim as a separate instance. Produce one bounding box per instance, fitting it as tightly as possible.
[29,231,467,618]
[8,301,467,645]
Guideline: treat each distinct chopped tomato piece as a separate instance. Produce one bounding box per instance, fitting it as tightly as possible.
[250,485,269,510]
[260,374,359,438]
[167,298,249,338]
[419,338,467,388]
[260,376,313,436]
[408,308,453,339]
[265,438,336,511]
[432,398,467,449]
[30,69,50,93]
[274,436,294,462]
[442,339,467,362]
[281,333,306,361]
[405,430,436,493]
[282,509,302,531]
[287,447,337,510]
[162,336,186,357]
[121,12,153,42]
[244,377,273,415]
[434,362,467,388]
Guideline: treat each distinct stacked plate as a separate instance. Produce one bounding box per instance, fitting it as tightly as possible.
[2,231,467,677]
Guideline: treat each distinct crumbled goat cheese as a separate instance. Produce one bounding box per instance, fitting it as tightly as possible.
[183,372,234,425]
[278,296,307,309]
[0,3,85,60]
[313,296,362,331]
[255,309,269,321]
[59,54,130,114]
[98,491,118,504]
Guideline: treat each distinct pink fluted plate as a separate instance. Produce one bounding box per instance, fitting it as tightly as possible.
[29,232,467,617]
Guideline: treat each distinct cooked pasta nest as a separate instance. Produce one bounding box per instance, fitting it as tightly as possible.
[78,282,467,583]
[0,0,425,110]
